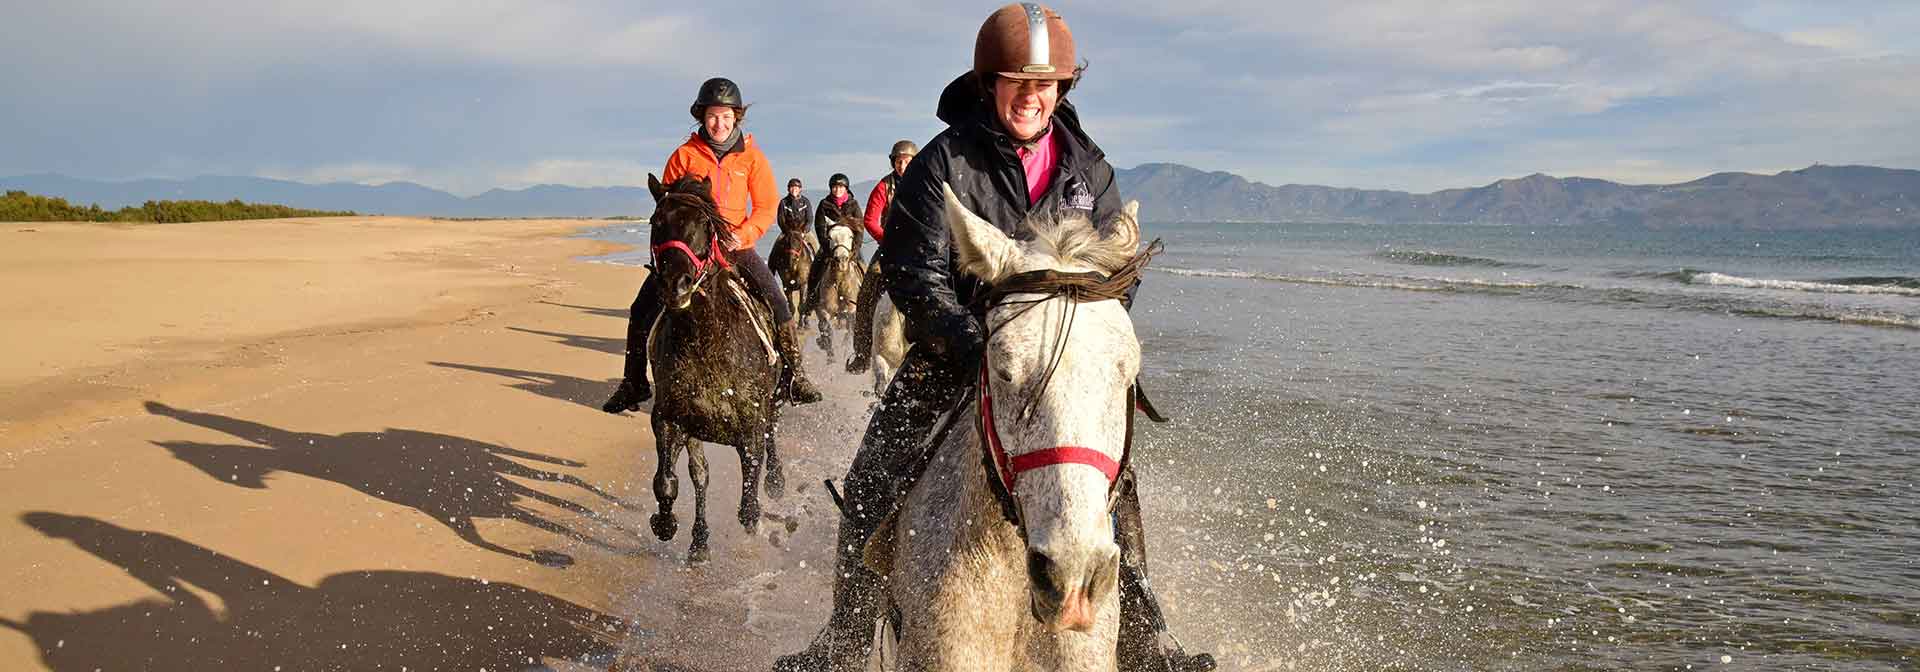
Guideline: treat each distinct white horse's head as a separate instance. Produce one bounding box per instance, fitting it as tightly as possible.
[942,183,1143,633]
[827,223,855,260]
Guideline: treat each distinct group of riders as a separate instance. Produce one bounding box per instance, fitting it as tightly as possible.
[598,4,1215,671]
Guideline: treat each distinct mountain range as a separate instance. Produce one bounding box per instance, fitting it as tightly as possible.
[6,163,1916,230]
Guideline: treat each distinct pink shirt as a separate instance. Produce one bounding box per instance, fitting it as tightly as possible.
[1015,124,1059,206]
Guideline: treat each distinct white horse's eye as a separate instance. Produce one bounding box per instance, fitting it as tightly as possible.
[996,367,1015,382]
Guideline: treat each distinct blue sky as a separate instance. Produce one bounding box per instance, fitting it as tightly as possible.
[3,1,1915,194]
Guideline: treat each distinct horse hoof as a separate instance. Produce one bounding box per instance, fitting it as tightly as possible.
[739,508,761,533]
[531,549,575,568]
[687,545,711,565]
[765,472,786,499]
[650,512,678,541]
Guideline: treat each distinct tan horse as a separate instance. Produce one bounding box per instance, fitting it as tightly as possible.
[810,222,864,354]
[870,184,1145,670]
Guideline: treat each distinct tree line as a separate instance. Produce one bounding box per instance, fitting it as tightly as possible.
[2,191,356,223]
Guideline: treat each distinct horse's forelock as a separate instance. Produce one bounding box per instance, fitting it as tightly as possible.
[1022,209,1138,274]
[656,179,737,252]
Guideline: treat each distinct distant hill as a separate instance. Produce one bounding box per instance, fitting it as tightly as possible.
[8,163,1917,229]
[0,174,652,219]
[1113,163,1920,229]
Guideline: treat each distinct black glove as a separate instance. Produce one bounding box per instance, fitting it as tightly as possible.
[924,313,985,366]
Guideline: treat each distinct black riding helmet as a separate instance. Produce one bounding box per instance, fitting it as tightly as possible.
[787,177,803,189]
[829,173,851,189]
[689,77,745,121]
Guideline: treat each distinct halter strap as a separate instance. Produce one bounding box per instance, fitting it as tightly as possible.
[650,236,732,273]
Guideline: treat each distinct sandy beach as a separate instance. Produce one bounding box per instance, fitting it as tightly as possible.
[0,217,862,670]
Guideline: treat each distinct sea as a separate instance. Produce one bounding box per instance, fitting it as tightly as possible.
[578,221,1917,671]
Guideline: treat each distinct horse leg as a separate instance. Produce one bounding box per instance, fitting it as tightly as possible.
[815,300,835,355]
[735,442,763,533]
[686,436,713,564]
[649,418,683,541]
[763,405,785,499]
[872,357,893,397]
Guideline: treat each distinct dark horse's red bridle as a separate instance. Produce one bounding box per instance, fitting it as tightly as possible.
[649,192,733,288]
[972,241,1161,527]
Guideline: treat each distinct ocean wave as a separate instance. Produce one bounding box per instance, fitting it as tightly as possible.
[1695,272,1920,297]
[1152,267,1559,293]
[1157,266,1920,331]
[1626,269,1920,297]
[1372,249,1541,269]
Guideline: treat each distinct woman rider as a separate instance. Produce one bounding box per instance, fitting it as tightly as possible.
[843,139,917,373]
[802,173,861,315]
[602,77,822,413]
[776,5,1213,672]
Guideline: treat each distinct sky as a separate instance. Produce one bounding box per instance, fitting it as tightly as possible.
[3,1,1917,195]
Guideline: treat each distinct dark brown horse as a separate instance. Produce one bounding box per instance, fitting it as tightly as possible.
[768,209,813,329]
[643,173,785,564]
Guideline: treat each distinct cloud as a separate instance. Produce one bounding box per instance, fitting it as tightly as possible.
[1,1,1915,194]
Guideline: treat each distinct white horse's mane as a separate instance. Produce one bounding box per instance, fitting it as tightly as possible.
[1020,208,1140,274]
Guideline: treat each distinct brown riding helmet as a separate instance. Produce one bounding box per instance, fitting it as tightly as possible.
[974,3,1079,85]
[890,140,919,159]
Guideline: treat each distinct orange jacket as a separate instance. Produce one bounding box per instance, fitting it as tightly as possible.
[661,132,776,250]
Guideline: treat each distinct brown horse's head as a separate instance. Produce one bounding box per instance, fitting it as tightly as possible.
[647,174,739,310]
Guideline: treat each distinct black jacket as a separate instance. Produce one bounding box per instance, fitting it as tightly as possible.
[814,193,864,254]
[877,72,1124,365]
[777,194,812,239]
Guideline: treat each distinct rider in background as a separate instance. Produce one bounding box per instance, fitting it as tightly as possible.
[803,173,861,316]
[778,177,812,250]
[602,77,823,413]
[776,5,1213,671]
[843,140,917,373]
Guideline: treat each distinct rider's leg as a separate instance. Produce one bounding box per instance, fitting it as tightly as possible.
[1114,469,1217,672]
[845,260,885,373]
[602,273,662,413]
[773,348,970,672]
[726,249,821,404]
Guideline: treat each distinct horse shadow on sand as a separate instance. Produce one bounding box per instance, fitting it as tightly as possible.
[430,360,622,412]
[0,512,625,671]
[537,300,634,321]
[508,325,626,356]
[143,401,643,566]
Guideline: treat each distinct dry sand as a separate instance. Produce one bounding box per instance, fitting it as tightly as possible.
[0,217,864,670]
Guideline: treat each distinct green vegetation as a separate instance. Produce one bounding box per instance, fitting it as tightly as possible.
[1,191,356,223]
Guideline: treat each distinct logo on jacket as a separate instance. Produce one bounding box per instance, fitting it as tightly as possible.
[1062,175,1095,211]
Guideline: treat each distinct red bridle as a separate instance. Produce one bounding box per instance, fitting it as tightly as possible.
[975,295,1137,531]
[650,237,732,274]
[978,362,1125,498]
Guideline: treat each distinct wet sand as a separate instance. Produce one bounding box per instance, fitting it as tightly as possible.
[0,217,863,670]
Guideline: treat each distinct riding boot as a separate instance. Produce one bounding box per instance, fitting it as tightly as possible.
[775,350,971,672]
[845,261,885,374]
[774,320,823,404]
[1114,472,1217,672]
[602,276,661,413]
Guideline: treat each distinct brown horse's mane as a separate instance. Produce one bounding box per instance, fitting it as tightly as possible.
[658,176,740,252]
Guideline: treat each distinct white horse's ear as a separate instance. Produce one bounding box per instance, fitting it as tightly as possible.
[944,182,1019,283]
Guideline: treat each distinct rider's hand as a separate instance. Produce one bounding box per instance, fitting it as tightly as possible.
[925,313,985,366]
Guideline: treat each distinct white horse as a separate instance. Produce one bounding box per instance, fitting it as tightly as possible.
[812,223,864,353]
[868,184,1145,671]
